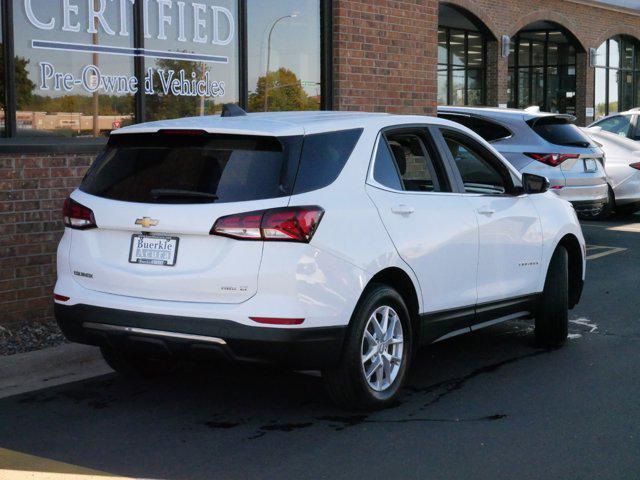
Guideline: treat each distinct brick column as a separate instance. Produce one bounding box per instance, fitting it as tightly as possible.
[576,50,592,126]
[332,0,439,115]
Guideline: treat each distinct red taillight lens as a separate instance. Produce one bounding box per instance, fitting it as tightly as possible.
[630,162,640,170]
[525,153,580,167]
[211,206,324,243]
[63,198,97,230]
[54,294,70,302]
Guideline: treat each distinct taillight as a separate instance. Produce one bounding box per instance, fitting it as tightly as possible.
[211,206,324,243]
[525,153,580,167]
[63,198,97,230]
[630,162,640,170]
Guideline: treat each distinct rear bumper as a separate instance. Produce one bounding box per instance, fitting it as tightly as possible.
[553,183,608,206]
[570,199,607,215]
[55,303,347,369]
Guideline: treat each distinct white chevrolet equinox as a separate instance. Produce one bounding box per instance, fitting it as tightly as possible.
[55,107,586,410]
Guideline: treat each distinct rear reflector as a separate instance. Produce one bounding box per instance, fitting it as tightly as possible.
[250,317,305,325]
[525,153,580,167]
[63,198,97,230]
[630,162,640,170]
[212,206,324,243]
[54,294,70,302]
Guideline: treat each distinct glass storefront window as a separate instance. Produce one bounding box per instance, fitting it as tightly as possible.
[508,28,577,114]
[0,9,4,135]
[13,0,135,137]
[247,0,321,112]
[437,28,486,106]
[1,0,327,140]
[594,35,640,119]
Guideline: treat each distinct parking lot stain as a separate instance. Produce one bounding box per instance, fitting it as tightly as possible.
[316,414,369,430]
[205,420,244,429]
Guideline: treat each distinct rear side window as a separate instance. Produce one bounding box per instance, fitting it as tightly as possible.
[80,133,300,204]
[528,117,593,147]
[373,138,403,190]
[292,129,363,194]
[439,114,511,142]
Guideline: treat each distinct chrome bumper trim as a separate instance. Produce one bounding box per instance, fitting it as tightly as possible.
[83,322,228,345]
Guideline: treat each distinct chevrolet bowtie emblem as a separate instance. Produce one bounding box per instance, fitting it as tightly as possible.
[135,217,159,229]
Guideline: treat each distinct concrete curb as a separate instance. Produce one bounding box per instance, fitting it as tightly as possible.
[0,344,113,399]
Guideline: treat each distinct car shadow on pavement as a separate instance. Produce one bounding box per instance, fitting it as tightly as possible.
[0,320,563,479]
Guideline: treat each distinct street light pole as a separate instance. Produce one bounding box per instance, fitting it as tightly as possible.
[264,13,298,111]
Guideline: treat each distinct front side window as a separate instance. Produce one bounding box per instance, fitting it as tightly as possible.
[443,136,507,195]
[594,115,632,137]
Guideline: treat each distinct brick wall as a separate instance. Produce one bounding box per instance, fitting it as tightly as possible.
[443,0,640,124]
[0,154,92,328]
[332,0,439,114]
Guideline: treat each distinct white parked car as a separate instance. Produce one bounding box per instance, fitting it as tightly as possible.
[55,108,586,410]
[583,126,640,216]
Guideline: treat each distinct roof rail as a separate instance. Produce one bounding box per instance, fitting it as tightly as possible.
[221,104,248,117]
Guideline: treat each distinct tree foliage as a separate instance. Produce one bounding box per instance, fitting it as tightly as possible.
[248,68,319,112]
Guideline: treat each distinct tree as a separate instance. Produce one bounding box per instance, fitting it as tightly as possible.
[0,47,36,109]
[248,68,319,112]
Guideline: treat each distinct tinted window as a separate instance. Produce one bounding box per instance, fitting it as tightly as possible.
[439,114,511,142]
[444,137,507,194]
[373,138,403,190]
[293,129,363,194]
[528,117,593,147]
[595,115,632,137]
[385,133,443,192]
[81,133,297,204]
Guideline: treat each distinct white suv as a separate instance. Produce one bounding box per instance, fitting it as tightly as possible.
[54,108,586,410]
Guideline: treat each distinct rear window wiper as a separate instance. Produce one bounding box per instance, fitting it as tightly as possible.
[559,141,591,148]
[150,189,219,201]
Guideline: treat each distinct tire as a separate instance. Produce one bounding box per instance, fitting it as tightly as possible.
[586,186,615,221]
[323,284,413,410]
[100,346,177,377]
[535,246,569,348]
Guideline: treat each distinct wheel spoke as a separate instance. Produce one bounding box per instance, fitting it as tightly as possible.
[371,315,384,339]
[380,307,390,336]
[385,314,398,341]
[362,347,377,363]
[381,354,392,384]
[364,330,376,347]
[365,356,382,380]
[376,360,384,388]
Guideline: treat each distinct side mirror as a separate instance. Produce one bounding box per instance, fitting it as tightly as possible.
[522,173,550,194]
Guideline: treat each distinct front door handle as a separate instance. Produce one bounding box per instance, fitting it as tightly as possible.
[391,204,415,215]
[477,207,495,216]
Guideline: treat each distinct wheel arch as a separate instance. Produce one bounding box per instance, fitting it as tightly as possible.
[359,267,422,347]
[555,233,584,309]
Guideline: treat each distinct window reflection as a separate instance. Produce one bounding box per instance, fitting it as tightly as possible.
[13,0,135,137]
[247,0,321,112]
[594,36,640,119]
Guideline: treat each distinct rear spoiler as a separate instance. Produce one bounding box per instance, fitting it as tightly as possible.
[526,114,577,128]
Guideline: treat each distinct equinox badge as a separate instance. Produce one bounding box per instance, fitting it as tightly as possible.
[135,217,159,228]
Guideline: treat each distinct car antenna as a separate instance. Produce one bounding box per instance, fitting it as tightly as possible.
[221,104,248,117]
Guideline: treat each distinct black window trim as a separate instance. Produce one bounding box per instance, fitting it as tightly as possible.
[0,0,334,153]
[366,124,458,196]
[435,126,521,197]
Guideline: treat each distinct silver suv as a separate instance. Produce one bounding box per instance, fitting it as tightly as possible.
[438,107,608,217]
[589,108,640,141]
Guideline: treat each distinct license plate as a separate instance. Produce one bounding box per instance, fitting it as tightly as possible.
[584,159,598,173]
[129,234,179,266]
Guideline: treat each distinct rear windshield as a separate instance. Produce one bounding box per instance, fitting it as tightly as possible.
[528,117,593,147]
[438,114,511,142]
[80,133,301,204]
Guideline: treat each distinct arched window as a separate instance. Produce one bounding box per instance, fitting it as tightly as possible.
[437,5,488,106]
[594,35,640,119]
[508,24,579,115]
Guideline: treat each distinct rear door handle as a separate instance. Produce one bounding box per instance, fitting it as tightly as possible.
[477,207,495,216]
[391,204,415,215]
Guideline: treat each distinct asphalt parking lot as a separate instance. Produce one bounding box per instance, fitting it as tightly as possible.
[1,214,639,480]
